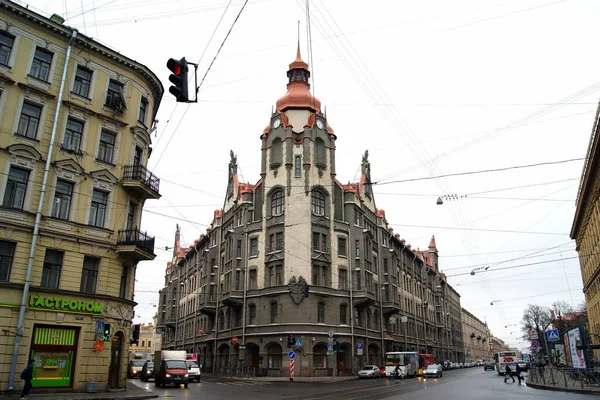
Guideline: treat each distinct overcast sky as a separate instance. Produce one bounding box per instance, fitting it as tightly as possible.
[23,0,600,352]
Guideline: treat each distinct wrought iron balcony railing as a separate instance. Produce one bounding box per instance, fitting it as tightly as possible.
[123,164,160,194]
[117,228,155,254]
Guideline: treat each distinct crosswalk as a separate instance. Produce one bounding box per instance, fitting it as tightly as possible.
[216,380,273,386]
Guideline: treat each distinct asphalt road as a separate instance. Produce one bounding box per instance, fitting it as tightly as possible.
[130,368,596,399]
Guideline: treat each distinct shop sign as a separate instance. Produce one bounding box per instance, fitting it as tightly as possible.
[29,295,103,314]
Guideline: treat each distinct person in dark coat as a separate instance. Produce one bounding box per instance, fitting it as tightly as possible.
[20,359,34,399]
[504,364,515,383]
[515,363,523,384]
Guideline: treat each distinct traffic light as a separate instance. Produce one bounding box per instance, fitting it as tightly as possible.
[104,323,111,337]
[131,324,140,345]
[334,341,339,353]
[291,335,296,347]
[166,57,189,102]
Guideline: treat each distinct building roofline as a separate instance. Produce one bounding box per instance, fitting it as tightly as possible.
[0,0,164,115]
[571,101,600,239]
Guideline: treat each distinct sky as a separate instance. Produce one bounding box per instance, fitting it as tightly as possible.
[21,0,600,352]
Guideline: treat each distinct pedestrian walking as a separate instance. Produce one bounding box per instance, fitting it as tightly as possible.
[515,363,523,384]
[504,364,515,383]
[20,359,34,399]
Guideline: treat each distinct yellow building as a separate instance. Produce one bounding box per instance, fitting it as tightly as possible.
[571,101,600,359]
[461,308,489,362]
[129,323,158,354]
[0,1,162,393]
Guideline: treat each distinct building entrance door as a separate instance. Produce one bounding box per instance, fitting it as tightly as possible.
[108,332,123,388]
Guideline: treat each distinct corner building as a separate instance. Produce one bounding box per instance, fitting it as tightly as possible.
[157,47,463,376]
[0,1,162,392]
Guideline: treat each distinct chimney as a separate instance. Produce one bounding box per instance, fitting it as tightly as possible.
[50,13,65,24]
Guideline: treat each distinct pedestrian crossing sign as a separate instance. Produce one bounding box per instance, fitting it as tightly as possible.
[546,329,560,341]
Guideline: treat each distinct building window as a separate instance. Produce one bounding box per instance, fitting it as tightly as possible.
[0,241,16,282]
[294,155,301,177]
[17,103,42,139]
[219,310,225,330]
[41,249,63,289]
[276,265,283,285]
[339,269,347,290]
[271,190,284,216]
[355,240,360,258]
[338,237,347,257]
[355,308,362,327]
[148,340,151,347]
[80,256,99,294]
[312,264,328,287]
[270,302,278,323]
[105,80,125,110]
[248,304,256,324]
[267,266,275,287]
[311,190,325,216]
[29,48,53,81]
[250,238,258,256]
[3,167,29,209]
[312,232,327,252]
[315,138,326,166]
[97,130,116,163]
[317,302,325,323]
[73,66,92,97]
[249,269,257,289]
[63,118,83,151]
[0,31,14,66]
[51,180,73,220]
[236,240,242,258]
[268,232,284,252]
[120,265,128,298]
[139,97,148,124]
[339,304,347,325]
[89,189,108,227]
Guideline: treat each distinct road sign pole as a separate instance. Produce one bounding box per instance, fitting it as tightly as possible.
[290,358,294,381]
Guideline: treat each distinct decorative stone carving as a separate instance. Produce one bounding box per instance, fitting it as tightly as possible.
[288,276,308,305]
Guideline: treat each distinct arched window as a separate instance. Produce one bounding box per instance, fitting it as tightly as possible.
[294,155,302,177]
[270,138,282,166]
[270,301,278,323]
[311,190,325,216]
[315,138,326,166]
[248,304,256,325]
[317,302,325,323]
[339,304,347,325]
[271,190,284,216]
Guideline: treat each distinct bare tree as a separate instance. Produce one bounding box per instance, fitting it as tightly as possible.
[576,301,587,313]
[521,304,552,343]
[551,301,573,316]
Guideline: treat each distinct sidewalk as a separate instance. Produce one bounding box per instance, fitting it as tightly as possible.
[1,382,157,400]
[526,369,600,395]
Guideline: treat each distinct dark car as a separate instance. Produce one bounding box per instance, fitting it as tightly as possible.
[140,361,154,382]
[484,360,495,371]
[128,360,146,378]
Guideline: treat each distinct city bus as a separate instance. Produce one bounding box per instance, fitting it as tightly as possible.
[384,352,419,378]
[495,351,517,375]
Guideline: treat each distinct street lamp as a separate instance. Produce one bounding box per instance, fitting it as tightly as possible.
[211,264,220,373]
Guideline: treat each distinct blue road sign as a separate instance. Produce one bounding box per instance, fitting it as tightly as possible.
[546,329,560,341]
[295,338,302,347]
[95,320,105,337]
[327,343,333,351]
[288,351,295,359]
[531,340,540,348]
[357,343,363,350]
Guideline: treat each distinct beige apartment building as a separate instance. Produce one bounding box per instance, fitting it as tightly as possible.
[129,323,158,354]
[461,308,489,362]
[571,101,600,361]
[0,0,162,393]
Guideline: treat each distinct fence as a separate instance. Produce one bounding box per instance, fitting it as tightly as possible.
[217,367,256,379]
[528,365,600,390]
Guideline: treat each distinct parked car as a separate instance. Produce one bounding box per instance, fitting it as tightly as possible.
[358,365,380,379]
[484,360,495,371]
[423,364,443,378]
[186,360,201,382]
[140,362,154,382]
[517,360,528,372]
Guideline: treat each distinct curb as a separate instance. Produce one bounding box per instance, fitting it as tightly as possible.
[526,381,600,395]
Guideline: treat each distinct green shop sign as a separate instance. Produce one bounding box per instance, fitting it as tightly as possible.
[29,295,103,314]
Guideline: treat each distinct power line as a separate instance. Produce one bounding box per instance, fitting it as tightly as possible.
[388,223,566,236]
[374,158,585,186]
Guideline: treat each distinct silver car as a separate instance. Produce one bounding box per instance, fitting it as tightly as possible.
[358,365,380,378]
[423,364,443,378]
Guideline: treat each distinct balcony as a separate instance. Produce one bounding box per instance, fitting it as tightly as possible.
[122,164,161,199]
[116,228,156,261]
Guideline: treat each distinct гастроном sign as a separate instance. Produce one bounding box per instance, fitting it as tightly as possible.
[29,295,103,314]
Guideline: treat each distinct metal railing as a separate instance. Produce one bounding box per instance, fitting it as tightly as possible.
[117,228,155,254]
[528,365,600,389]
[217,367,256,379]
[122,164,160,194]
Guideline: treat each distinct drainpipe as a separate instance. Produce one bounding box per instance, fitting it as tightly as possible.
[349,248,355,375]
[8,29,78,391]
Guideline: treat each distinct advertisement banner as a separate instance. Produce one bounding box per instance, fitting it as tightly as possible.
[566,326,587,369]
